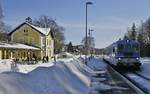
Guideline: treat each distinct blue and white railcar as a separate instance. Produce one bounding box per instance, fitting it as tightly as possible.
[105,38,141,68]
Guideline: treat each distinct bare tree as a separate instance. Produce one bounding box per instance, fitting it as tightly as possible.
[81,36,95,54]
[0,1,11,41]
[32,15,65,53]
[0,1,4,32]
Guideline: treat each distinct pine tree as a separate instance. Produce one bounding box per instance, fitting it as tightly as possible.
[67,42,73,53]
[127,23,137,40]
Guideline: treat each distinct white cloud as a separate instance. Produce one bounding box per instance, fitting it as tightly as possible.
[57,16,142,48]
[59,16,136,32]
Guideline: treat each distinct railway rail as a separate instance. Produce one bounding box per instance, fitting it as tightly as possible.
[134,72,150,81]
[103,58,146,94]
[125,72,150,94]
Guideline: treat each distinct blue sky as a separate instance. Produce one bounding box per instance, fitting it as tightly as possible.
[2,0,150,48]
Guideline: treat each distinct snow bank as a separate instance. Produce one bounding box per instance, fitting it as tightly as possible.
[0,60,54,73]
[0,61,90,94]
[0,60,12,73]
[57,52,74,59]
[140,57,150,62]
[137,57,150,80]
[78,57,85,63]
[0,56,129,94]
[64,60,91,87]
[91,82,128,91]
[18,62,54,73]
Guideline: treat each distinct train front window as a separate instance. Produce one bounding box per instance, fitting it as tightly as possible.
[132,44,139,51]
[124,44,133,52]
[118,44,124,52]
[125,44,132,50]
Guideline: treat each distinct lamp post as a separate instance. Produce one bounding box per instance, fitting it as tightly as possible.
[85,2,93,64]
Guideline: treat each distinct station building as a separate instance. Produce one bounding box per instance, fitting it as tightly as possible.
[0,21,54,60]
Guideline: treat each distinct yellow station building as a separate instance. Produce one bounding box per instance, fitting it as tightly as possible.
[0,22,54,60]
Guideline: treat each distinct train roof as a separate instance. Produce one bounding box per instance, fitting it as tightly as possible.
[106,38,139,50]
[116,38,139,45]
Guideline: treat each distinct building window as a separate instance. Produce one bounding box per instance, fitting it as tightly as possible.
[24,29,28,32]
[24,29,28,36]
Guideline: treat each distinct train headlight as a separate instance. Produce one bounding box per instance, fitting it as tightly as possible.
[136,57,139,60]
[118,58,121,60]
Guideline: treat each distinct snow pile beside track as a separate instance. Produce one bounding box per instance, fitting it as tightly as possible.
[0,60,12,73]
[137,57,150,80]
[0,61,90,94]
[0,60,54,73]
[18,62,54,73]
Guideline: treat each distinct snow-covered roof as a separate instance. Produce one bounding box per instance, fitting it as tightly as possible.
[9,22,53,37]
[26,22,51,35]
[0,42,40,50]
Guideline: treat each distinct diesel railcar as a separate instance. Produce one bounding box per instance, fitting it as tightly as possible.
[104,38,141,69]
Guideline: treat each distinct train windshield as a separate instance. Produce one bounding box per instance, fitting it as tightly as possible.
[124,44,132,51]
[118,44,124,52]
[117,43,139,57]
[132,44,139,51]
[118,43,139,52]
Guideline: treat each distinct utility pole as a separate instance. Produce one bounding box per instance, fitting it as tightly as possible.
[85,2,93,64]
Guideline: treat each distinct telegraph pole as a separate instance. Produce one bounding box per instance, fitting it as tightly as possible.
[85,2,93,64]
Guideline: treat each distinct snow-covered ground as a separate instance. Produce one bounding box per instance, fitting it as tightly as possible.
[18,61,54,73]
[124,57,150,93]
[0,56,91,94]
[138,57,150,79]
[86,56,130,93]
[0,60,12,73]
[2,55,149,94]
[0,59,54,73]
[126,73,150,93]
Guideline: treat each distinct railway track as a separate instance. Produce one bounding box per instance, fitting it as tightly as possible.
[74,57,149,94]
[134,72,150,81]
[103,58,146,94]
[125,72,150,94]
